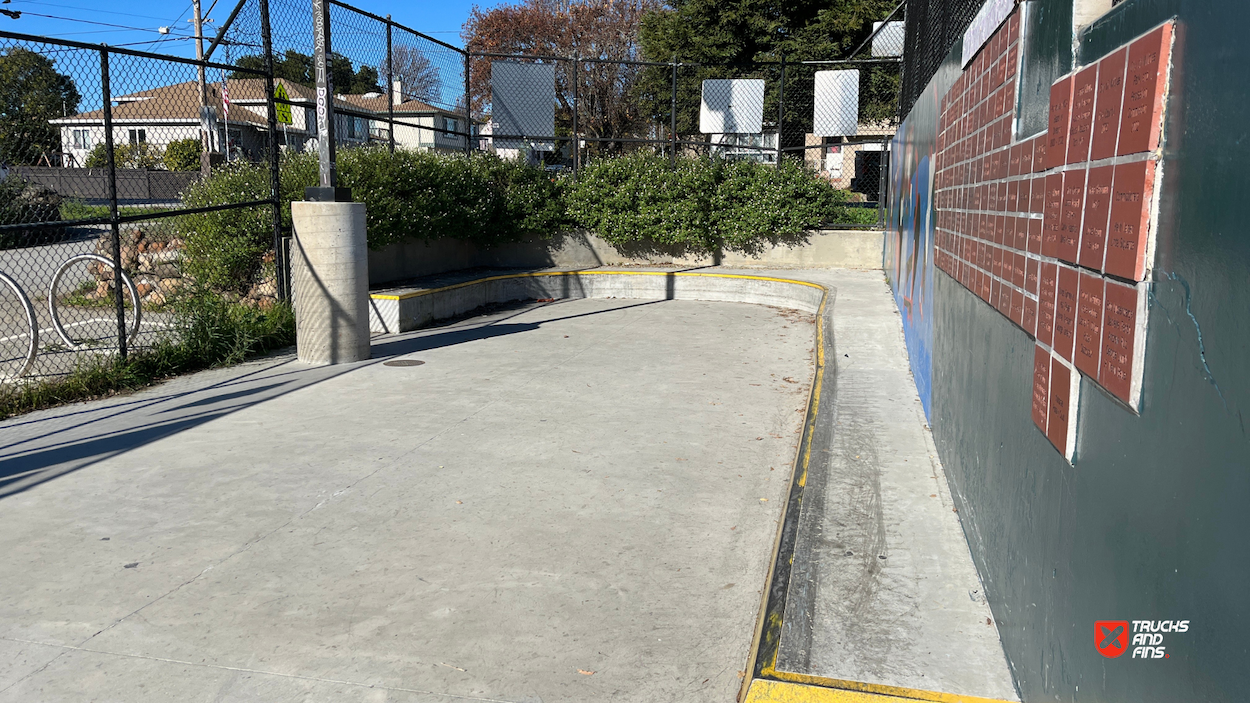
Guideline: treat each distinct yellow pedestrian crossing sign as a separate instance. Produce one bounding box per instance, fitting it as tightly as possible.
[274,83,293,125]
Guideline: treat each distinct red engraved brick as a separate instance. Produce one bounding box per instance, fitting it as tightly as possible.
[1047,357,1077,459]
[1052,265,1079,361]
[992,244,1005,278]
[1012,287,1025,326]
[1014,216,1029,250]
[1024,295,1039,337]
[1009,143,1023,176]
[1027,217,1043,255]
[995,215,1008,244]
[990,277,1001,309]
[1057,169,1086,263]
[1041,173,1064,257]
[1079,165,1114,270]
[1118,22,1173,155]
[1090,46,1125,159]
[980,270,992,301]
[1012,251,1027,287]
[1009,9,1021,45]
[1033,135,1048,172]
[1030,176,1046,213]
[998,280,1014,318]
[1007,179,1020,212]
[1007,40,1019,77]
[1074,273,1105,378]
[1025,256,1040,294]
[1047,75,1074,169]
[1021,137,1035,173]
[1067,64,1098,164]
[1037,261,1058,346]
[1032,345,1050,432]
[1106,159,1156,280]
[1100,279,1145,406]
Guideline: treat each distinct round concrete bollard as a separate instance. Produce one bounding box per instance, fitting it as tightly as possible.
[290,201,371,364]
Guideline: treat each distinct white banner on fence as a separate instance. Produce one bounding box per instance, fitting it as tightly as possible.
[699,79,765,134]
[872,21,905,57]
[813,70,860,137]
[962,0,1015,67]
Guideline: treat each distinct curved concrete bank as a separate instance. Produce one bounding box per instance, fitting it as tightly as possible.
[369,269,1017,703]
[368,269,825,335]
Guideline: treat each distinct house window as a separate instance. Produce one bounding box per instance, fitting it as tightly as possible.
[72,129,92,150]
[128,129,147,145]
[444,117,458,135]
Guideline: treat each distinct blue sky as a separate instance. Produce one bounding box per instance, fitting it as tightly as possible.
[2,0,501,56]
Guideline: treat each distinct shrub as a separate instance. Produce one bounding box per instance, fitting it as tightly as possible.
[180,161,276,294]
[84,142,164,169]
[163,137,203,171]
[565,153,851,255]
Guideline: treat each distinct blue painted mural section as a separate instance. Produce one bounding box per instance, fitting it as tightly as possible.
[885,100,937,420]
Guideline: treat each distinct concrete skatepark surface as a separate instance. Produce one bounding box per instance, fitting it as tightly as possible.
[0,268,1018,702]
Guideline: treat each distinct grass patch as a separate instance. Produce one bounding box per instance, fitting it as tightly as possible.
[58,200,175,224]
[0,291,294,419]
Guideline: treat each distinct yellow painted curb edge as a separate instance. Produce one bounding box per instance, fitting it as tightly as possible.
[744,679,1015,703]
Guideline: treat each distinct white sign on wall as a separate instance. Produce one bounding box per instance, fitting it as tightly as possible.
[961,0,1015,67]
[491,61,555,151]
[813,69,860,137]
[699,79,765,134]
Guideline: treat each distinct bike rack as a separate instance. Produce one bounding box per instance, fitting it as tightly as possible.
[47,253,143,351]
[0,270,38,380]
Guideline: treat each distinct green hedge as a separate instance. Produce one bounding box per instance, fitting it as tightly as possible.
[178,148,859,292]
[565,153,853,255]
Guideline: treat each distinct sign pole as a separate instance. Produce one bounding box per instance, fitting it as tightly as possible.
[308,0,348,201]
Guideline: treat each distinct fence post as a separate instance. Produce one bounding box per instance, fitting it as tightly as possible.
[776,52,786,165]
[386,16,395,154]
[571,55,579,172]
[463,51,472,156]
[99,47,127,361]
[259,0,286,301]
[670,56,678,165]
[878,138,889,229]
[310,0,339,193]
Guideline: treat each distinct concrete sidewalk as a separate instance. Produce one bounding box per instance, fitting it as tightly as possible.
[0,295,813,702]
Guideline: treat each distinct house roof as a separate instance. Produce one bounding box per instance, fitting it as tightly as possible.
[335,92,455,117]
[51,80,286,128]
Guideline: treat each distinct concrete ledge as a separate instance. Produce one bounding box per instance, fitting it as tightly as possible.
[368,269,827,335]
[368,230,884,286]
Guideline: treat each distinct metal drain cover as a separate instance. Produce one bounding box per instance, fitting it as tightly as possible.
[383,359,425,367]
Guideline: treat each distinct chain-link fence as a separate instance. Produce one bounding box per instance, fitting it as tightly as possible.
[0,24,283,384]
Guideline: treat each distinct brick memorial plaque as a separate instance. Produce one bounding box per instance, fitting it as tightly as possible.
[1075,273,1105,377]
[1007,179,1020,211]
[1100,280,1146,406]
[1009,143,1023,176]
[1079,165,1114,270]
[1042,173,1064,257]
[1092,47,1126,160]
[1047,357,1079,460]
[1020,137,1035,173]
[1058,169,1086,263]
[993,245,1004,278]
[1012,251,1026,287]
[1025,256,1039,294]
[1067,64,1098,164]
[1106,159,1156,280]
[1053,265,1079,361]
[1028,216,1043,256]
[1038,261,1058,346]
[1024,295,1038,337]
[1032,345,1051,433]
[1047,75,1073,169]
[1014,216,1028,250]
[1033,134,1048,172]
[1030,175,1046,213]
[1012,287,1025,326]
[1118,23,1173,156]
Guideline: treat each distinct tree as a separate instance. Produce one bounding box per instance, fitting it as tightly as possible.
[463,0,661,155]
[0,48,80,166]
[381,44,440,104]
[635,0,899,146]
[232,50,381,94]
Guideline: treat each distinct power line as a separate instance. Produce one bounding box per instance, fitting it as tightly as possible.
[16,11,197,36]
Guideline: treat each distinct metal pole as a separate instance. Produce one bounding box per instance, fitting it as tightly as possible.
[670,56,677,165]
[259,0,286,300]
[100,47,127,361]
[311,0,337,190]
[192,0,210,176]
[776,52,785,166]
[463,51,472,156]
[878,138,888,229]
[571,56,578,172]
[386,16,395,153]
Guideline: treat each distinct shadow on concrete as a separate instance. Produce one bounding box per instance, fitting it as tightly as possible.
[0,295,671,501]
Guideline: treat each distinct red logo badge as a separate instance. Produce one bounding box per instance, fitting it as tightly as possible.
[1096,620,1129,658]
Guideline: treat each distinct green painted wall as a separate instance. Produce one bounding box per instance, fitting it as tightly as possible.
[924,0,1249,700]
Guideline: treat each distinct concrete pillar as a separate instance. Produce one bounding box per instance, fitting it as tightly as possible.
[290,201,370,364]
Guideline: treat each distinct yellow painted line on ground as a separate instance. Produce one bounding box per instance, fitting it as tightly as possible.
[744,679,1015,703]
[369,269,827,301]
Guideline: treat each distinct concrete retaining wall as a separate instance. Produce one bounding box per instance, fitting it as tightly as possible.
[368,270,827,335]
[367,229,884,286]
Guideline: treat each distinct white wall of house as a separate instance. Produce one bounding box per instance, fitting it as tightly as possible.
[57,122,201,167]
